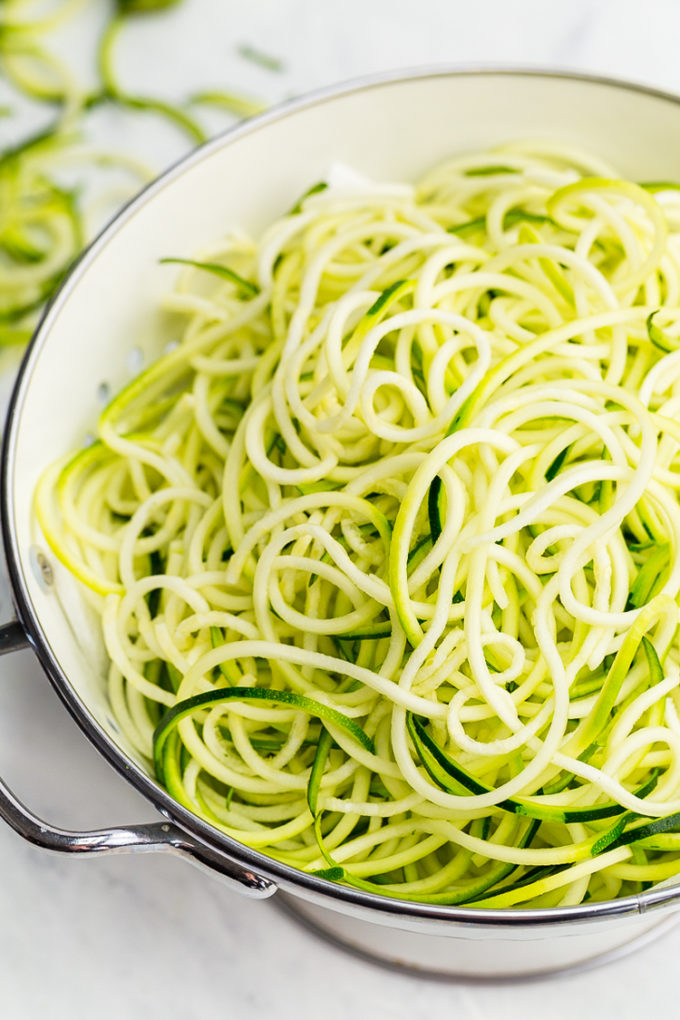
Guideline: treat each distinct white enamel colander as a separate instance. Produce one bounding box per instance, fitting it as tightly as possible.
[3,69,680,980]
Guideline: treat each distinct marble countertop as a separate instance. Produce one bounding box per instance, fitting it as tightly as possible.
[2,1,680,1016]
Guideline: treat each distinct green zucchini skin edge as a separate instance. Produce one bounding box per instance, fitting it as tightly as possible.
[153,686,375,784]
[407,713,659,824]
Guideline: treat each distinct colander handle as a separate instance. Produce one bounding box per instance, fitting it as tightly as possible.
[0,618,276,898]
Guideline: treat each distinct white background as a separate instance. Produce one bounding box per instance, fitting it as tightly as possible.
[1,1,679,1016]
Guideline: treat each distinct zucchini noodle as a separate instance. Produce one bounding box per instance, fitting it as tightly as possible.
[37,141,680,908]
[0,129,84,347]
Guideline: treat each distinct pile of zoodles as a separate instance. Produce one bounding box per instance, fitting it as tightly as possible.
[0,0,265,349]
[37,141,680,908]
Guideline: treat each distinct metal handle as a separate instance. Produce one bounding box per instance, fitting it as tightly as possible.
[0,617,276,898]
[0,618,30,655]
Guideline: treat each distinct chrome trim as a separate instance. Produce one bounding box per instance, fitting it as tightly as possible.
[5,67,680,927]
[0,780,275,897]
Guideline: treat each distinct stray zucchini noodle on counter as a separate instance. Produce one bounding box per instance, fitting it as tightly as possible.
[35,141,680,908]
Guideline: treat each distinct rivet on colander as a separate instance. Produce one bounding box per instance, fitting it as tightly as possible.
[29,546,54,590]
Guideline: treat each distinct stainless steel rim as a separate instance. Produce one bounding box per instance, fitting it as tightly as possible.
[5,65,680,927]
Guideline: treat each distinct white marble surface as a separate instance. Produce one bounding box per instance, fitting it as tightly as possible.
[2,1,680,1016]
